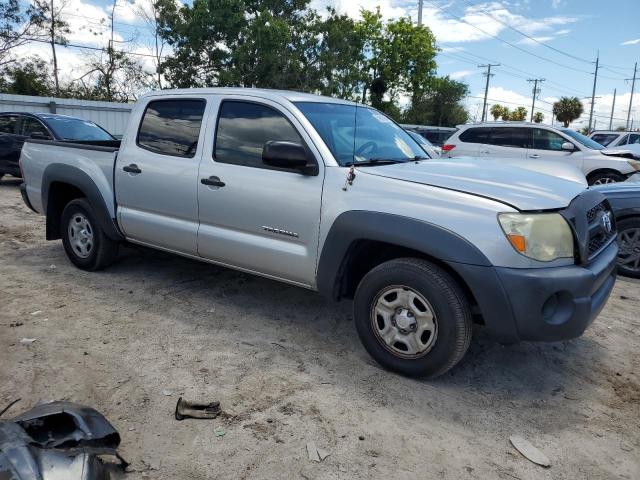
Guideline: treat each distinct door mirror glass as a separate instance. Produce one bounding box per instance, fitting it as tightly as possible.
[561,142,575,152]
[263,141,313,173]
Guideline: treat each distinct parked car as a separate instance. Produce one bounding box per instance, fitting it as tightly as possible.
[589,130,640,148]
[593,176,640,278]
[0,112,117,179]
[443,122,640,185]
[19,88,618,377]
[405,129,440,157]
[401,124,456,147]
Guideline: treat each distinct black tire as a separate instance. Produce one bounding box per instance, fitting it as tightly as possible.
[60,198,118,271]
[617,217,640,279]
[587,171,625,185]
[354,258,472,378]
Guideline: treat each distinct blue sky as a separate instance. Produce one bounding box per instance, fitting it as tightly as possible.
[19,0,640,128]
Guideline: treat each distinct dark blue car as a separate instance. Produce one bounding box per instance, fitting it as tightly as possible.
[594,177,640,278]
[0,112,117,179]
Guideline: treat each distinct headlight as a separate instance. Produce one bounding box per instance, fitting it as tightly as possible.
[627,160,640,171]
[498,213,574,262]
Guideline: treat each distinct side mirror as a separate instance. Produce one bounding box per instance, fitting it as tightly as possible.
[262,141,317,175]
[561,142,576,152]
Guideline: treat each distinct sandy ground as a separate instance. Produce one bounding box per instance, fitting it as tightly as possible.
[0,177,639,480]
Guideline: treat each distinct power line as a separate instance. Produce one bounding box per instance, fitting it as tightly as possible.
[422,0,595,75]
[20,36,163,59]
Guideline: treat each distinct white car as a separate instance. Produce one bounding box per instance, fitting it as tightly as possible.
[443,122,640,185]
[589,130,640,148]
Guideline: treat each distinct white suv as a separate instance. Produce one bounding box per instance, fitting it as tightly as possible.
[589,130,640,148]
[443,122,640,185]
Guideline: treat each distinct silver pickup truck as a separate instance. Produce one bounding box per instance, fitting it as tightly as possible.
[19,88,618,377]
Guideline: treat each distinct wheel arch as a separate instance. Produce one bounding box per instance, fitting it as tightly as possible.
[586,168,624,184]
[316,211,491,306]
[42,164,123,241]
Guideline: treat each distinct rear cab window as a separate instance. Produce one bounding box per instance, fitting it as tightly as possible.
[21,117,52,139]
[137,99,206,157]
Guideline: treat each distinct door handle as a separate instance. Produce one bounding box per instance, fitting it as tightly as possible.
[201,176,225,187]
[123,164,142,174]
[480,150,490,154]
[529,154,540,158]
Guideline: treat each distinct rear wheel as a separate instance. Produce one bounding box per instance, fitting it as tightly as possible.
[617,217,640,278]
[354,258,472,378]
[61,198,118,270]
[588,171,625,185]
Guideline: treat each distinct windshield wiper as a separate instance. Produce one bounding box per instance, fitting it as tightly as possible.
[344,158,411,167]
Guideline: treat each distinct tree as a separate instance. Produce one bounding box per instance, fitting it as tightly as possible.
[500,107,510,121]
[32,0,70,94]
[489,104,505,121]
[553,96,584,127]
[533,111,544,123]
[509,106,527,121]
[0,0,45,67]
[0,56,52,95]
[135,0,166,89]
[403,76,469,127]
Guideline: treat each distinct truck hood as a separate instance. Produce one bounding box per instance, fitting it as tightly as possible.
[357,157,586,211]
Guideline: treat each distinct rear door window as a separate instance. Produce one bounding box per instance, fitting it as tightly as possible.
[487,127,531,148]
[616,135,629,145]
[0,115,18,134]
[628,134,640,145]
[137,99,206,157]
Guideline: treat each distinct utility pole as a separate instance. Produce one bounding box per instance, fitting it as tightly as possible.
[527,78,545,122]
[609,88,617,130]
[626,62,637,130]
[588,54,599,133]
[418,0,423,26]
[479,63,499,122]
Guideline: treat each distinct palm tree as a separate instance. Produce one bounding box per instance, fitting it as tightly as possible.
[552,97,584,127]
[509,106,528,121]
[489,104,504,121]
[533,112,544,123]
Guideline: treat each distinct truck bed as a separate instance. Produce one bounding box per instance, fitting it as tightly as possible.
[20,138,119,217]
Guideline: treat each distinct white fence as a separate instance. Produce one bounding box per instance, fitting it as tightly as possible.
[0,93,132,136]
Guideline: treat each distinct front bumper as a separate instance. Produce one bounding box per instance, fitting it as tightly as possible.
[450,240,618,343]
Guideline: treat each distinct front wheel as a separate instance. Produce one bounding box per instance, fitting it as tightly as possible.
[354,258,472,378]
[588,171,625,185]
[617,217,640,278]
[61,198,118,271]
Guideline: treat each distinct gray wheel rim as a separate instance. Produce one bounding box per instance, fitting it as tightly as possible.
[593,177,617,185]
[618,227,640,272]
[68,213,94,259]
[370,285,438,359]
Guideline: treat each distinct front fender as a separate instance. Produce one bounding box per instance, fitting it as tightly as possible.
[316,210,491,299]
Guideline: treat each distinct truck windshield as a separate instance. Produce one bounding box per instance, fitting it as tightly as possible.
[560,128,604,150]
[41,115,115,141]
[294,102,426,166]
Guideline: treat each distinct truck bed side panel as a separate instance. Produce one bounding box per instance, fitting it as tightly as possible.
[20,140,118,217]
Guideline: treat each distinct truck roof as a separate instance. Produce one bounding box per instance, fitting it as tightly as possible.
[142,87,358,106]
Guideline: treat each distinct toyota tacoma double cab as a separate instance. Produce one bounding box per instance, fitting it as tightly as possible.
[19,88,619,377]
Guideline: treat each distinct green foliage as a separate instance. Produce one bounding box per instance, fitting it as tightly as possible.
[509,106,527,121]
[403,76,469,127]
[489,104,505,121]
[500,107,510,121]
[553,96,584,127]
[0,57,52,95]
[533,111,544,123]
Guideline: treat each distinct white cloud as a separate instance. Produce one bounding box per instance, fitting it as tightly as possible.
[313,0,578,44]
[449,69,475,80]
[621,38,640,46]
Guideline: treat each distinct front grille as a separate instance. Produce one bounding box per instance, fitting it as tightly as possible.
[586,201,616,258]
